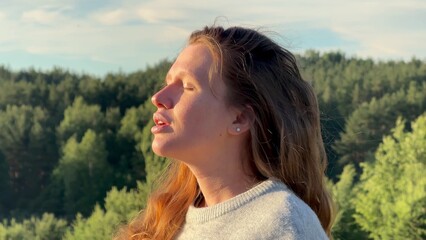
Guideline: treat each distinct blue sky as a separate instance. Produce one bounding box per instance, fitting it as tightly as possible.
[0,0,425,76]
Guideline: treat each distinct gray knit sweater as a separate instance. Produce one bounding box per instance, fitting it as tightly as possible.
[175,179,328,240]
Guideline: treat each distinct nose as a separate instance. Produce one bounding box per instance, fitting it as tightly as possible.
[151,88,171,109]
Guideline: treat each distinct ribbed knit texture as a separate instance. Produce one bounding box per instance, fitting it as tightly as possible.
[176,179,328,240]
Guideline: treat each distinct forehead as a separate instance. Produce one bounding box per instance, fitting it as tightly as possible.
[167,44,215,83]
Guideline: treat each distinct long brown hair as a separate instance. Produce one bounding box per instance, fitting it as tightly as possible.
[115,26,334,239]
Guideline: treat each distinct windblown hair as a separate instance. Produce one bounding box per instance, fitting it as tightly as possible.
[115,26,335,240]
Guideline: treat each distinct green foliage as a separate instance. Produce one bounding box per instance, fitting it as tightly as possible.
[57,97,105,145]
[103,183,149,220]
[116,103,152,183]
[0,71,57,110]
[64,183,147,240]
[53,130,113,217]
[100,60,170,113]
[334,82,426,168]
[0,213,67,240]
[299,52,426,177]
[300,52,426,118]
[63,207,116,240]
[0,152,9,218]
[353,115,426,239]
[0,105,57,212]
[119,103,151,143]
[331,164,367,239]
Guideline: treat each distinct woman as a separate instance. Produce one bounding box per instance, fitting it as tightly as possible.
[117,25,334,240]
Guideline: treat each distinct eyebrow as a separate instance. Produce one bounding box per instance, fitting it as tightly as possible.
[165,69,197,85]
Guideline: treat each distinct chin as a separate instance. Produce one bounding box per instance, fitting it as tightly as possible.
[151,140,173,158]
[151,142,165,156]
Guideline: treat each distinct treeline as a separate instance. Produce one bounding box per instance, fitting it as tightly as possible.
[0,51,424,239]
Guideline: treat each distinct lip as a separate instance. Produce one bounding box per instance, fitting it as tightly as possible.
[153,112,170,126]
[151,112,172,134]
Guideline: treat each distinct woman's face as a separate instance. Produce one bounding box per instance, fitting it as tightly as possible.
[151,44,235,162]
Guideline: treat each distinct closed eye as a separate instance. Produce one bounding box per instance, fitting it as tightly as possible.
[183,84,195,91]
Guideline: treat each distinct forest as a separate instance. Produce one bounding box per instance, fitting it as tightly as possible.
[0,50,425,239]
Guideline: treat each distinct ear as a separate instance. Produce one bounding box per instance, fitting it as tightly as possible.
[228,105,255,135]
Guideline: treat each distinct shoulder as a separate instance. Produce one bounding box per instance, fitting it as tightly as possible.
[251,179,329,239]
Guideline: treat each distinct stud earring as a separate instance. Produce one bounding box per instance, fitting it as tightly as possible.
[236,127,241,132]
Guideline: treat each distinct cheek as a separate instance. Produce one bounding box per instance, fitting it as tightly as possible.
[179,100,209,129]
[179,97,221,132]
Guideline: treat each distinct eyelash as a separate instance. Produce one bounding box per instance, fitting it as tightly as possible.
[182,81,195,90]
[183,85,194,91]
[161,80,194,91]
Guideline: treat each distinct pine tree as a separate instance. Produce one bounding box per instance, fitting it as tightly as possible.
[353,115,426,239]
[53,130,113,217]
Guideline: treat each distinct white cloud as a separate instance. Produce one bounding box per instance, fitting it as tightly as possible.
[21,9,59,24]
[136,8,186,23]
[20,6,70,25]
[0,0,425,75]
[92,9,132,25]
[318,0,426,59]
[158,26,191,44]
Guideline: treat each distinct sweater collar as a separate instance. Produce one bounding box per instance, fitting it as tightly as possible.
[185,179,286,223]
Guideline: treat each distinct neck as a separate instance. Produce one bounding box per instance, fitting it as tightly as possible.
[177,137,261,207]
[188,163,260,208]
